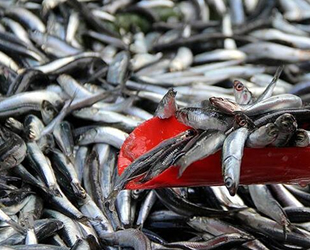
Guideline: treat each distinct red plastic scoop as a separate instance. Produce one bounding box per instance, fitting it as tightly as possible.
[118,116,310,190]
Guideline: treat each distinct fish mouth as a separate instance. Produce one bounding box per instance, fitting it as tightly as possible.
[296,134,306,142]
[209,97,217,105]
[225,177,237,196]
[280,121,296,132]
[266,124,279,137]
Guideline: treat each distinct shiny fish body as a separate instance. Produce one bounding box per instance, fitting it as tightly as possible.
[0,91,64,117]
[177,131,226,177]
[222,127,250,196]
[77,127,128,149]
[246,123,279,148]
[176,107,233,131]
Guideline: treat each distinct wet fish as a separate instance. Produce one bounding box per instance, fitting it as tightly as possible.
[222,127,250,196]
[176,107,233,131]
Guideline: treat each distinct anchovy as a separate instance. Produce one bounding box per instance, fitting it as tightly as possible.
[2,18,33,46]
[250,29,310,49]
[0,90,64,117]
[249,185,290,236]
[0,126,26,171]
[136,191,157,227]
[140,134,193,183]
[0,2,310,249]
[73,107,141,132]
[26,142,60,196]
[29,31,81,57]
[40,100,58,125]
[52,121,74,160]
[111,130,195,197]
[43,209,82,247]
[76,126,128,149]
[101,229,151,250]
[177,130,226,177]
[272,113,297,147]
[176,107,233,131]
[163,233,252,249]
[240,42,310,63]
[24,115,45,141]
[188,216,251,237]
[194,49,246,64]
[49,149,86,199]
[169,47,193,72]
[236,208,310,248]
[0,51,20,72]
[246,123,279,148]
[107,51,130,87]
[95,144,116,199]
[116,190,132,228]
[154,188,241,217]
[270,184,304,208]
[5,7,46,32]
[7,69,50,96]
[222,127,250,196]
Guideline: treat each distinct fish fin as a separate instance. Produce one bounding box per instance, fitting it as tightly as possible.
[272,65,284,85]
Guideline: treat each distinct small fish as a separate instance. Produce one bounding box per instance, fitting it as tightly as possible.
[246,123,279,148]
[176,107,233,131]
[177,130,226,177]
[222,121,251,195]
[272,113,298,147]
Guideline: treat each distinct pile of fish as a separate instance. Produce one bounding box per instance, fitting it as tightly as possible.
[2,0,310,249]
[115,67,308,196]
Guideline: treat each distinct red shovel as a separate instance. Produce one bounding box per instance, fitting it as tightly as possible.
[118,116,310,190]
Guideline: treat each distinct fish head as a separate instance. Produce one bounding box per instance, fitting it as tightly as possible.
[222,156,241,196]
[233,80,244,92]
[276,113,297,133]
[209,97,239,114]
[233,112,255,130]
[265,123,279,138]
[233,80,252,104]
[294,129,309,147]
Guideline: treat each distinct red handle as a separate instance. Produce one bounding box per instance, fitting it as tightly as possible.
[118,116,310,189]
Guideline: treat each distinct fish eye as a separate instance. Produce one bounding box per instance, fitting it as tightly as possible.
[239,119,246,126]
[236,83,244,91]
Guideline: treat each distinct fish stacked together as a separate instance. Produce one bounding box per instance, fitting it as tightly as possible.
[1,0,310,249]
[175,67,309,197]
